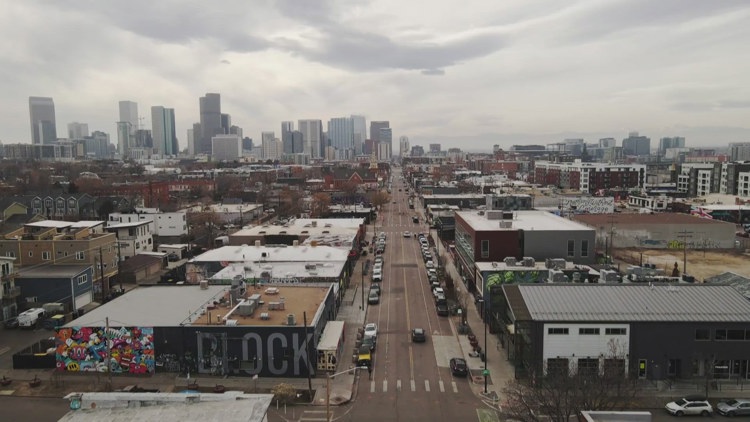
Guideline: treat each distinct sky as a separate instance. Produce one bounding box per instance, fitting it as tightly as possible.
[2,0,750,151]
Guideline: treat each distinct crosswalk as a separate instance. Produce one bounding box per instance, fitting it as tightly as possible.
[368,378,460,394]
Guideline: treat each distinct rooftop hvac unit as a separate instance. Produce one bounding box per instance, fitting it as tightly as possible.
[504,257,517,266]
[199,280,209,290]
[248,293,261,302]
[237,302,255,316]
[549,269,567,283]
[305,263,317,270]
[572,272,581,282]
[499,221,512,229]
[502,212,514,220]
[311,221,318,227]
[522,257,535,267]
[599,269,619,283]
[225,319,238,326]
[287,314,296,326]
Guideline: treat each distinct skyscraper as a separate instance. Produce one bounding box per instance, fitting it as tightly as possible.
[658,137,686,156]
[117,100,139,158]
[198,93,222,155]
[622,132,651,156]
[29,96,57,145]
[370,121,389,143]
[281,121,294,154]
[399,136,410,156]
[328,117,354,155]
[351,115,367,155]
[379,128,393,160]
[67,122,89,140]
[151,106,177,156]
[298,119,323,158]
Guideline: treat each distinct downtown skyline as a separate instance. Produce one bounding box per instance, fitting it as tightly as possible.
[1,1,750,150]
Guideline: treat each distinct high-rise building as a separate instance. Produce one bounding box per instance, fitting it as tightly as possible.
[67,122,89,140]
[370,121,389,143]
[399,136,410,156]
[221,113,231,134]
[229,125,243,139]
[291,131,303,154]
[730,143,750,162]
[411,145,425,157]
[328,117,354,155]
[622,132,651,156]
[190,123,201,156]
[261,132,277,160]
[198,93,222,155]
[187,128,195,157]
[117,101,138,158]
[83,131,110,159]
[29,96,57,145]
[281,121,294,154]
[379,128,393,160]
[212,134,242,161]
[298,119,323,158]
[659,137,686,156]
[599,138,616,148]
[151,106,177,156]
[429,143,441,153]
[351,115,367,155]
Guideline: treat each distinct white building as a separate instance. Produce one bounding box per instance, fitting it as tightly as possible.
[298,119,323,158]
[211,134,242,161]
[730,142,750,162]
[105,220,155,260]
[261,132,282,160]
[399,136,409,156]
[108,209,187,238]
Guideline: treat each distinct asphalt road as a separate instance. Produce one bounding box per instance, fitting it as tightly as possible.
[345,168,490,422]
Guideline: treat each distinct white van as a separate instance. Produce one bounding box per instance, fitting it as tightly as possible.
[372,269,383,282]
[18,308,46,329]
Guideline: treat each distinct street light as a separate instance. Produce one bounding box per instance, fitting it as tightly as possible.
[361,260,366,310]
[326,366,368,422]
[478,298,488,395]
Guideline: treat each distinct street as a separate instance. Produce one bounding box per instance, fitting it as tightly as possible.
[344,168,491,422]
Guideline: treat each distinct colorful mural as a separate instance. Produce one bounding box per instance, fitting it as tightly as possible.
[55,327,155,374]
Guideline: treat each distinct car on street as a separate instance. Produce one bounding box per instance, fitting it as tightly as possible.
[372,269,382,282]
[364,323,378,338]
[3,317,19,329]
[411,328,426,343]
[412,216,419,223]
[362,335,377,352]
[403,231,411,238]
[369,284,381,295]
[426,261,435,269]
[432,286,444,297]
[450,358,468,376]
[368,291,380,305]
[717,398,750,416]
[665,395,713,416]
[435,293,447,305]
[436,303,449,316]
[374,256,384,265]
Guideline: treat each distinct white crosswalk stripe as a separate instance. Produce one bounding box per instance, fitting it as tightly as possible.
[367,378,462,394]
[397,379,401,391]
[382,380,388,393]
[424,380,430,392]
[452,381,458,393]
[371,380,375,393]
[410,379,416,392]
[439,380,445,392]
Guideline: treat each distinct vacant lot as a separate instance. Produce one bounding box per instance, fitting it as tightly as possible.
[613,247,750,282]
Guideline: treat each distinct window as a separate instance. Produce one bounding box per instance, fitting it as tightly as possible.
[579,327,600,335]
[77,274,88,285]
[727,329,745,340]
[547,358,569,377]
[605,328,627,335]
[578,358,599,377]
[603,358,626,377]
[715,329,727,341]
[567,240,575,257]
[481,240,489,258]
[75,251,85,260]
[581,240,589,257]
[548,327,569,335]
[695,329,710,340]
[28,251,33,257]
[42,251,51,260]
[6,251,15,258]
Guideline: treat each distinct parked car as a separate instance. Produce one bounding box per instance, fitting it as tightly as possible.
[426,261,435,269]
[717,398,750,416]
[432,286,444,297]
[435,293,447,305]
[362,335,377,352]
[374,256,384,265]
[364,323,378,338]
[368,291,380,305]
[411,328,426,343]
[665,395,713,416]
[372,270,383,282]
[436,303,449,316]
[370,284,381,296]
[450,358,468,376]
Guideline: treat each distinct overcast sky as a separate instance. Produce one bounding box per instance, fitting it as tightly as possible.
[2,0,749,151]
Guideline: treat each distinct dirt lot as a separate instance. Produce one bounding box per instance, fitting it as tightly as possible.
[613,247,750,282]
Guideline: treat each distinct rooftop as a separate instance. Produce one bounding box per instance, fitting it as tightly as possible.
[66,283,330,328]
[572,213,734,227]
[232,218,363,238]
[18,264,90,278]
[476,260,591,273]
[212,261,344,280]
[192,245,350,264]
[513,284,750,322]
[106,221,153,229]
[458,210,593,232]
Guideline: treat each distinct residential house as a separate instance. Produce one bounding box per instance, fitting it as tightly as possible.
[1,256,20,320]
[105,220,155,260]
[15,265,94,311]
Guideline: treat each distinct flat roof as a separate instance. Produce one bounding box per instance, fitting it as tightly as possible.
[25,220,75,229]
[476,261,590,272]
[69,221,106,229]
[572,213,734,226]
[515,284,750,322]
[18,264,90,278]
[458,210,593,232]
[421,194,486,199]
[232,218,362,239]
[106,221,152,229]
[212,261,344,280]
[192,245,349,263]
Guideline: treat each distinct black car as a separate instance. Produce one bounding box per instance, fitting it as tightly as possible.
[3,317,19,329]
[362,335,377,352]
[450,358,468,377]
[436,303,449,316]
[411,328,426,343]
[370,284,381,295]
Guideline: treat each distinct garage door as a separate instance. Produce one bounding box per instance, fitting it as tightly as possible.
[74,291,92,309]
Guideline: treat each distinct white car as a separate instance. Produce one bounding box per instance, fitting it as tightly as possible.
[403,231,411,238]
[372,270,383,282]
[426,261,435,269]
[665,395,713,416]
[364,323,378,338]
[432,287,444,297]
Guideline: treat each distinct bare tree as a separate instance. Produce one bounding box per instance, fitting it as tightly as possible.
[369,191,390,208]
[278,189,303,218]
[310,193,331,217]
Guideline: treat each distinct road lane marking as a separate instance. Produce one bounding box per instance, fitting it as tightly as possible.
[425,380,430,392]
[452,381,458,393]
[396,379,401,391]
[382,380,388,393]
[410,379,416,392]
[439,380,445,392]
[370,381,375,393]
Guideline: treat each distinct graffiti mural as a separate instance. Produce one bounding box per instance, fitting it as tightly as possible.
[55,327,155,374]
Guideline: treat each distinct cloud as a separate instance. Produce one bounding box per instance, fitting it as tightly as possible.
[421,69,445,76]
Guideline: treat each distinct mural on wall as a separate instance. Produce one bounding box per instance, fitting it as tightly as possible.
[485,270,544,289]
[55,326,155,374]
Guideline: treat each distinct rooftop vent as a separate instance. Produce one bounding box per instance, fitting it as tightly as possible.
[287,314,296,326]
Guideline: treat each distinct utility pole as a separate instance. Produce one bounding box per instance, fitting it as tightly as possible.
[303,312,312,399]
[105,317,112,391]
[99,247,108,301]
[361,261,365,310]
[676,230,694,276]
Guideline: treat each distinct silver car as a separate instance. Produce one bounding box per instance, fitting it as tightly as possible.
[717,399,750,417]
[665,395,713,417]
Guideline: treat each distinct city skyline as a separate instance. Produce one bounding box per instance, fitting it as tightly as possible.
[2,1,750,150]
